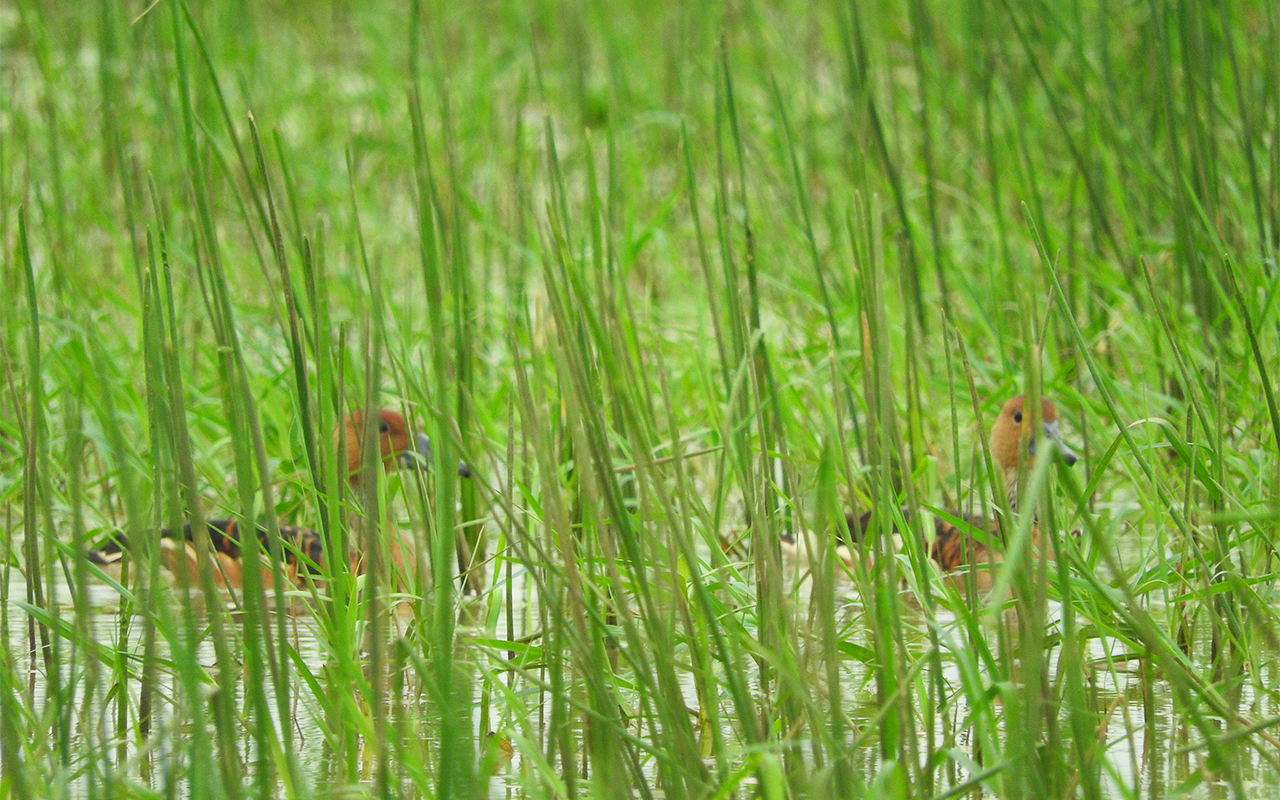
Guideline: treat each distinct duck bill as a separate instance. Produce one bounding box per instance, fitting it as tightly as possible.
[397,432,434,471]
[397,432,472,478]
[1038,420,1079,467]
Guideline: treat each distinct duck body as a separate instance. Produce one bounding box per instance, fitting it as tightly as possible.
[87,519,326,590]
[86,408,436,591]
[846,508,994,572]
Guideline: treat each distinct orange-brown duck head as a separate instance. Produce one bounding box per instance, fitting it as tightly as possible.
[989,395,1078,495]
[337,409,432,489]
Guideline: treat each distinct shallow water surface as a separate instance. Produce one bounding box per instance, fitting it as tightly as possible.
[4,543,1278,800]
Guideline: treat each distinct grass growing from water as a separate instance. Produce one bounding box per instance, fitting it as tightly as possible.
[3,1,1280,798]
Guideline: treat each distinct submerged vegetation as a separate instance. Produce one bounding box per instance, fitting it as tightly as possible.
[3,0,1280,797]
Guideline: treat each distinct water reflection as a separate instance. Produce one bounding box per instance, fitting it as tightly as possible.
[4,548,1276,799]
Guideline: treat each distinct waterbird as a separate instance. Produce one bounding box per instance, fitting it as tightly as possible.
[847,394,1079,575]
[86,408,467,591]
[769,395,1078,585]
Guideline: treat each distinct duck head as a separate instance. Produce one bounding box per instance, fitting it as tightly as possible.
[990,394,1079,491]
[338,409,432,488]
[337,409,470,486]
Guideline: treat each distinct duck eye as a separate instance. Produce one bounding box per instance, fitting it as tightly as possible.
[1013,410,1023,424]
[378,421,391,434]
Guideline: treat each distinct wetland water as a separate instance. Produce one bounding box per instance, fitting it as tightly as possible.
[3,547,1276,798]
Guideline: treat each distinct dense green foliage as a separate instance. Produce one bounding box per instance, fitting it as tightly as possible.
[3,1,1280,797]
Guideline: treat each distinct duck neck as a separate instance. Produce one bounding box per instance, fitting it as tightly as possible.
[1003,470,1022,515]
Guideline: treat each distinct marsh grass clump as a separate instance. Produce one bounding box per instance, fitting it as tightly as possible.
[3,1,1279,797]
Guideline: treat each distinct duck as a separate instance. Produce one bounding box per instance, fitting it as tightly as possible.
[86,408,447,591]
[846,394,1079,577]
